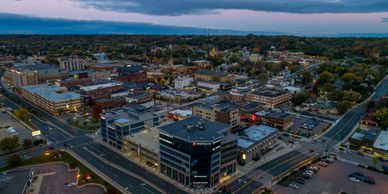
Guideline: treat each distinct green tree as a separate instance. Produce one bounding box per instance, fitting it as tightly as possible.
[343,90,362,103]
[14,108,30,122]
[6,154,21,167]
[291,92,309,106]
[336,101,352,114]
[318,71,333,85]
[372,155,380,168]
[341,72,361,84]
[375,107,388,128]
[301,71,313,85]
[0,136,20,152]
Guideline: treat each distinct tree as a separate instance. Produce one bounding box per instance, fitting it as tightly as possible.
[23,138,33,149]
[291,92,309,106]
[318,71,333,85]
[0,136,20,152]
[341,72,361,84]
[372,155,380,168]
[336,101,352,114]
[301,71,313,85]
[343,90,361,103]
[6,154,21,167]
[375,107,388,128]
[14,108,30,122]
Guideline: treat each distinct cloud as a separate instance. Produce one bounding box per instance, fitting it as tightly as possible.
[75,0,388,16]
[382,18,388,22]
[0,13,284,35]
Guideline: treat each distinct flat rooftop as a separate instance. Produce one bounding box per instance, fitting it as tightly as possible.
[251,89,289,97]
[124,122,171,153]
[103,104,167,124]
[238,125,278,149]
[268,112,292,119]
[196,70,229,77]
[373,130,388,151]
[159,116,230,142]
[195,100,238,113]
[22,84,80,102]
[81,82,122,92]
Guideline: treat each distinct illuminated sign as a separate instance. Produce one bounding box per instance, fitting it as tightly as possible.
[32,130,41,136]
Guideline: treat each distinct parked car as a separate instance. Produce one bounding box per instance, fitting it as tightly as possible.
[289,183,300,190]
[362,176,375,185]
[67,182,77,188]
[317,162,328,167]
[349,176,360,182]
[295,177,305,184]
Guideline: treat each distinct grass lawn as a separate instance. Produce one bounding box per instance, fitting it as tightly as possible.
[1,150,120,193]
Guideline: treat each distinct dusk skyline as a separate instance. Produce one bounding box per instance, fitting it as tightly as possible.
[0,0,387,36]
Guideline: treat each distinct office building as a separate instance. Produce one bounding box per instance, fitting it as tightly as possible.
[20,84,81,115]
[58,56,85,72]
[9,68,39,87]
[159,116,237,189]
[247,89,292,108]
[192,100,240,130]
[100,105,166,150]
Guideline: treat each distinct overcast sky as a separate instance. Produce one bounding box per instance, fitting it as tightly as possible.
[0,0,387,35]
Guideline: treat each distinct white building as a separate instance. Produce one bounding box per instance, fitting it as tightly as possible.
[58,56,85,72]
[93,53,109,62]
[174,77,193,89]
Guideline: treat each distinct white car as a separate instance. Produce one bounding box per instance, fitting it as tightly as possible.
[67,182,77,187]
[289,183,300,190]
[349,177,360,182]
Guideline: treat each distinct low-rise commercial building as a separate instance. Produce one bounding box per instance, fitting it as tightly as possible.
[20,84,81,115]
[237,125,278,163]
[122,127,161,169]
[247,89,292,108]
[174,77,193,89]
[111,65,147,83]
[159,116,237,189]
[80,82,124,103]
[195,70,235,83]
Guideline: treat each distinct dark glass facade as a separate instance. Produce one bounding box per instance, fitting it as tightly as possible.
[159,132,226,189]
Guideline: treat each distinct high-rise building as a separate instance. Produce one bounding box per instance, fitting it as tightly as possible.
[58,56,85,72]
[159,116,237,189]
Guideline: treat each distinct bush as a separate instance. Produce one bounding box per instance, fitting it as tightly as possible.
[7,154,21,167]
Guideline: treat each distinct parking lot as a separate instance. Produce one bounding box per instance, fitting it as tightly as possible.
[0,110,33,143]
[288,117,331,138]
[273,160,388,194]
[27,163,105,194]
